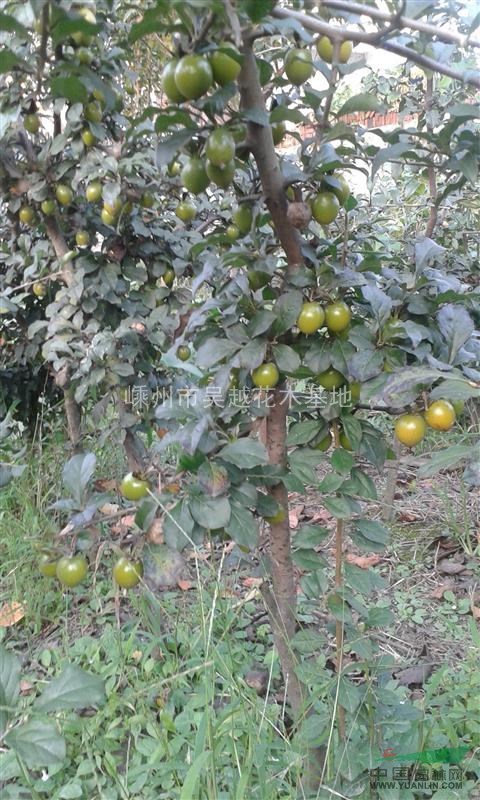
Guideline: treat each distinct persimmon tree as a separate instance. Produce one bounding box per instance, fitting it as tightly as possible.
[1,0,479,793]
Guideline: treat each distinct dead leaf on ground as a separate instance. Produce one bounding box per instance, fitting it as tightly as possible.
[20,680,34,694]
[98,502,119,516]
[111,514,136,535]
[177,579,193,591]
[430,581,455,599]
[146,517,164,544]
[95,479,117,492]
[394,663,435,686]
[471,606,480,620]
[437,560,465,575]
[307,508,333,525]
[0,601,25,627]
[398,511,421,522]
[242,577,263,588]
[345,553,381,569]
[289,504,304,529]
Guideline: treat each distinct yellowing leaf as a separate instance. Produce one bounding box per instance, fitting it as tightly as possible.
[0,601,25,627]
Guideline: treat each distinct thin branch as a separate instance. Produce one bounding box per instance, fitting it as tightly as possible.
[424,75,438,238]
[318,0,480,50]
[271,6,480,89]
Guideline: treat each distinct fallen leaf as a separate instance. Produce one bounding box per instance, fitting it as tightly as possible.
[345,553,381,569]
[98,502,119,515]
[156,427,168,439]
[20,680,33,694]
[165,482,181,494]
[177,579,193,591]
[394,663,435,686]
[0,601,25,627]
[146,517,164,544]
[398,511,421,522]
[131,650,143,661]
[308,508,333,524]
[471,606,480,620]
[242,577,263,588]
[289,504,304,529]
[95,479,117,492]
[244,669,269,695]
[430,581,455,599]
[437,560,465,575]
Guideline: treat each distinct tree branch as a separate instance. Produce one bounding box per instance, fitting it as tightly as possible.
[317,0,480,50]
[424,75,438,238]
[271,6,480,89]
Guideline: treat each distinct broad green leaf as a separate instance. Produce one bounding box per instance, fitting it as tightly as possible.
[337,676,364,712]
[34,665,105,712]
[288,448,323,487]
[294,524,329,548]
[353,519,389,547]
[287,420,323,446]
[0,12,28,34]
[291,629,326,655]
[366,605,394,627]
[327,593,353,625]
[372,142,412,179]
[58,780,83,798]
[342,468,378,500]
[437,304,474,363]
[5,721,66,767]
[189,495,231,530]
[0,49,20,74]
[62,452,96,504]
[318,472,345,493]
[272,344,301,374]
[197,462,230,498]
[225,503,259,549]
[0,646,21,734]
[271,290,303,336]
[292,549,326,570]
[219,439,268,469]
[196,338,239,368]
[163,499,195,550]
[331,448,354,475]
[417,445,473,478]
[156,129,194,167]
[50,76,88,104]
[337,93,383,117]
[323,495,360,519]
[344,563,386,595]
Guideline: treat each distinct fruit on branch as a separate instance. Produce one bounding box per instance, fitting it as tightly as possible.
[24,113,40,134]
[140,192,154,208]
[316,35,353,64]
[325,301,351,333]
[451,399,465,417]
[311,191,340,224]
[55,183,73,206]
[206,129,235,166]
[103,197,122,217]
[71,6,96,46]
[394,413,426,447]
[424,399,456,431]
[38,552,58,577]
[56,555,88,587]
[226,224,240,241]
[84,101,102,123]
[77,47,93,65]
[251,362,280,389]
[232,205,253,235]
[348,381,361,404]
[271,121,286,145]
[162,60,185,103]
[176,345,190,361]
[120,472,150,501]
[33,282,47,298]
[162,268,175,288]
[81,128,96,147]
[168,160,181,177]
[297,301,325,334]
[86,180,102,202]
[205,159,235,188]
[19,205,35,225]
[174,54,213,100]
[339,431,353,450]
[285,48,313,85]
[75,230,90,247]
[314,432,333,451]
[316,367,346,390]
[330,174,350,205]
[41,199,56,215]
[101,207,115,226]
[210,43,242,85]
[181,158,209,194]
[113,556,143,589]
[175,200,196,222]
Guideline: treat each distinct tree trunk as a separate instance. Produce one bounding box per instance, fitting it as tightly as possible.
[64,387,82,452]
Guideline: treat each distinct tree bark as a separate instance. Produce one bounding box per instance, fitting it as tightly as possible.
[64,386,82,452]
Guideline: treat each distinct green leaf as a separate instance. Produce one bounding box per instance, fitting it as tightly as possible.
[288,448,323,487]
[337,676,364,712]
[437,304,474,363]
[0,646,21,734]
[240,0,275,24]
[272,344,301,374]
[62,452,96,505]
[58,780,83,798]
[292,549,326,570]
[318,472,345,493]
[294,524,329,548]
[163,499,195,551]
[291,629,326,655]
[180,750,211,800]
[353,519,389,548]
[0,12,28,35]
[155,129,194,167]
[287,420,323,446]
[367,605,394,627]
[271,290,303,336]
[0,49,20,74]
[323,495,360,519]
[242,107,269,126]
[337,93,383,117]
[344,563,386,595]
[225,503,259,549]
[417,445,473,478]
[372,142,412,179]
[327,593,353,624]
[331,448,354,475]
[247,309,276,338]
[189,495,231,530]
[50,76,88,104]
[197,462,230,498]
[5,721,66,767]
[219,439,268,469]
[449,103,480,118]
[342,468,378,500]
[34,665,106,713]
[196,337,239,369]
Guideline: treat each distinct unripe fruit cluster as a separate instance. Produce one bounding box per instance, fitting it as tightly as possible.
[394,399,457,448]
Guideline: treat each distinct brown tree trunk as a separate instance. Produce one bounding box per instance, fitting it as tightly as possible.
[64,386,82,452]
